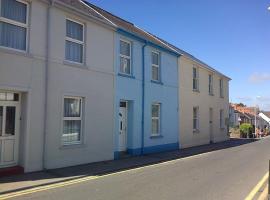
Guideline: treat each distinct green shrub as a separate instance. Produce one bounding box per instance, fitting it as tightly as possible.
[240,123,252,138]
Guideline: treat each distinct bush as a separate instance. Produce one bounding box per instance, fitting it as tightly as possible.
[240,123,252,138]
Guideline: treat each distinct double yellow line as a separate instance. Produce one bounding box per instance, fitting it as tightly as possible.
[1,150,266,200]
[245,172,269,200]
[0,152,213,200]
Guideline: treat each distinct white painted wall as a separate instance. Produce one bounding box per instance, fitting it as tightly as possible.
[0,0,47,172]
[179,56,230,148]
[0,0,115,171]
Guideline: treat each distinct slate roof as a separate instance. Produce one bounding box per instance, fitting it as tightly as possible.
[62,0,230,79]
[57,0,116,26]
[263,112,270,118]
[82,1,180,55]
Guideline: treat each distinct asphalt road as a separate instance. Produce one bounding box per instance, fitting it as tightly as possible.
[14,137,270,200]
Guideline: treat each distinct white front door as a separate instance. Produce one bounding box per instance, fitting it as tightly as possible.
[0,94,20,168]
[119,102,127,152]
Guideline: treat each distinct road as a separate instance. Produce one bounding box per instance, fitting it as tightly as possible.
[12,137,270,200]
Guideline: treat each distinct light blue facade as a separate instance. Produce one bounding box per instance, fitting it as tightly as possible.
[114,29,180,158]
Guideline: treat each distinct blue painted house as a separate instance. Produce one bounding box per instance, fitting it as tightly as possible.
[88,4,180,158]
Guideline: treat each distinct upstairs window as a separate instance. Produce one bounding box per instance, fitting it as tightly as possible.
[208,74,213,95]
[0,0,28,51]
[120,40,131,75]
[219,78,224,98]
[65,19,84,63]
[151,51,160,81]
[193,67,199,91]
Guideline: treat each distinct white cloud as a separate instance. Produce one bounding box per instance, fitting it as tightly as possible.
[259,96,270,102]
[236,97,252,102]
[249,73,270,83]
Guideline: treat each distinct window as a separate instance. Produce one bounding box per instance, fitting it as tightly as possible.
[0,92,19,101]
[220,109,224,129]
[151,51,160,81]
[151,103,160,135]
[193,107,199,131]
[120,40,131,75]
[62,97,83,145]
[193,67,199,91]
[208,74,213,95]
[0,0,28,51]
[219,78,224,98]
[65,19,84,63]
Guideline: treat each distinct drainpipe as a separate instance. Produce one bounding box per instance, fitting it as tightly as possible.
[141,42,147,155]
[42,0,54,170]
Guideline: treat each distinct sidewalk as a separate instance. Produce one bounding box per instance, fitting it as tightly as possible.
[0,138,258,195]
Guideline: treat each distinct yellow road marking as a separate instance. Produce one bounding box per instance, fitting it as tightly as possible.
[258,184,268,200]
[0,151,214,200]
[245,172,269,200]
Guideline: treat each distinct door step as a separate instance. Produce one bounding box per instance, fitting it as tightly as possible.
[0,166,24,177]
[119,151,131,159]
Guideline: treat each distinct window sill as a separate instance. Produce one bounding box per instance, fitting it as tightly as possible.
[60,143,85,150]
[209,93,214,96]
[150,134,163,139]
[193,129,200,133]
[151,80,163,85]
[63,60,86,69]
[0,46,32,58]
[193,89,200,93]
[118,73,135,79]
[220,96,224,99]
[220,127,225,130]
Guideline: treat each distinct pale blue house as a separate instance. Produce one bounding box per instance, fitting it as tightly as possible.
[87,3,181,158]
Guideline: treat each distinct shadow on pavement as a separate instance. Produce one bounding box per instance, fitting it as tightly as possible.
[0,137,259,194]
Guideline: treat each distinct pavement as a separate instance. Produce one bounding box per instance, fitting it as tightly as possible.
[0,137,269,200]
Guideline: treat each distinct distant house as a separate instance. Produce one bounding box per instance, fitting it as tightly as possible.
[229,105,240,128]
[259,112,270,128]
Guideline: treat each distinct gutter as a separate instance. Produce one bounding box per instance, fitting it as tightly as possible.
[42,0,54,170]
[141,43,147,155]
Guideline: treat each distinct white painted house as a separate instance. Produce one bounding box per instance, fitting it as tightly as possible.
[0,0,116,172]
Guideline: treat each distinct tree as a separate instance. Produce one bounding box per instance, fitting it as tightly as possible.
[237,103,246,107]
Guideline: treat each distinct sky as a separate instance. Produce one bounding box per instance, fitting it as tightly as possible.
[88,0,270,110]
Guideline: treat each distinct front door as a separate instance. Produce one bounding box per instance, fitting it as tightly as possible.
[209,108,213,143]
[0,93,20,168]
[119,101,127,152]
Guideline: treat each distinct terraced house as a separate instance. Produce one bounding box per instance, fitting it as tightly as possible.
[176,49,231,148]
[0,0,230,173]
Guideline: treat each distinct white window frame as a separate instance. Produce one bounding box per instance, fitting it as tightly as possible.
[65,18,85,64]
[0,0,29,52]
[62,96,83,145]
[220,109,225,129]
[193,66,199,91]
[193,106,199,131]
[151,51,160,81]
[119,39,131,75]
[219,78,224,98]
[151,103,161,136]
[208,74,213,95]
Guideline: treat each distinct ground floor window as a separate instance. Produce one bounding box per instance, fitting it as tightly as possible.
[220,109,225,129]
[193,107,199,131]
[62,96,83,145]
[152,103,161,136]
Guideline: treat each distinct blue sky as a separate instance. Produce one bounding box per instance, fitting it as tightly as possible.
[88,0,270,110]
